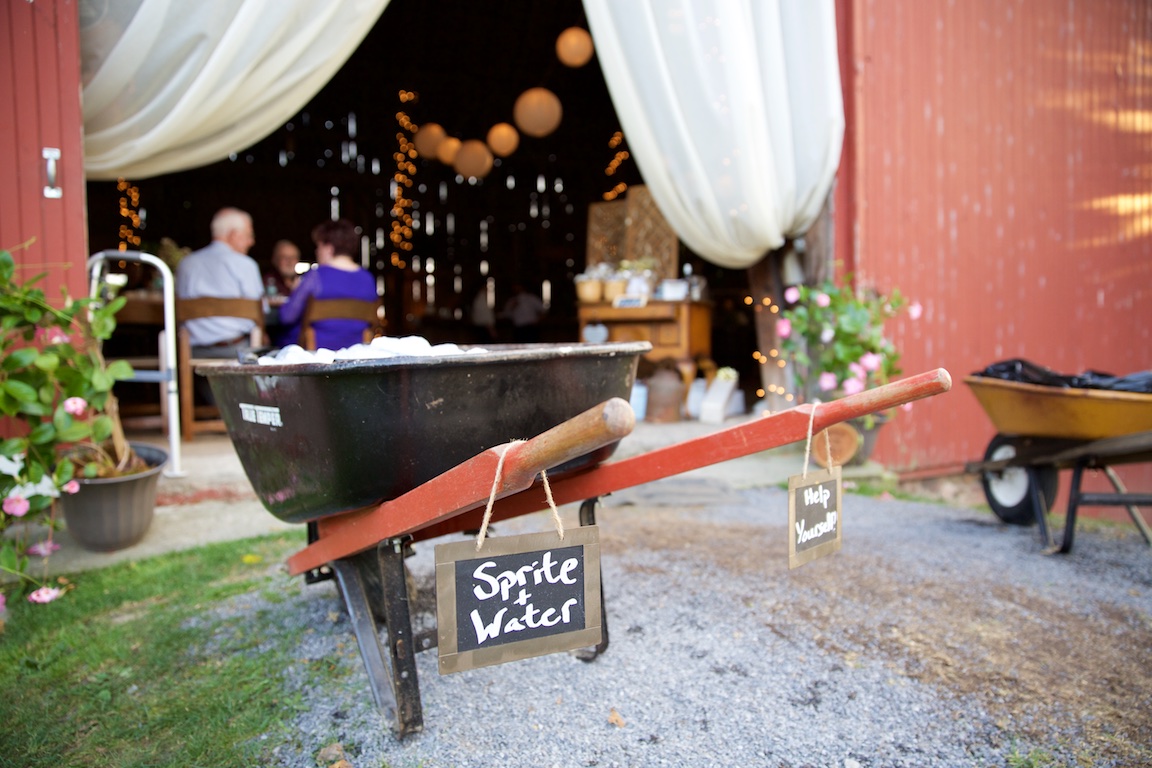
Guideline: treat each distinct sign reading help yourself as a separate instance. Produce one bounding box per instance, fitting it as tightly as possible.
[435,527,602,674]
[788,466,843,569]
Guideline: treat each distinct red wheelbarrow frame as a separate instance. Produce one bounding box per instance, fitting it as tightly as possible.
[295,368,952,737]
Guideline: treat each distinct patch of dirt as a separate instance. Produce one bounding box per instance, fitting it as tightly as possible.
[155,485,256,506]
[899,474,988,509]
[602,508,1152,766]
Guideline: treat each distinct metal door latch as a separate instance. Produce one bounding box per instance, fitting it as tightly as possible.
[43,147,62,198]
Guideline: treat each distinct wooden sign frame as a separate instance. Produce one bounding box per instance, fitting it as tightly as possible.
[435,526,602,674]
[787,466,843,568]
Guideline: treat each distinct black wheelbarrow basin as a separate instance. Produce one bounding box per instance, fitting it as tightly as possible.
[201,342,650,524]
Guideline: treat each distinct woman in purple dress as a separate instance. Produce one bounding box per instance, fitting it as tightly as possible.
[278,218,377,350]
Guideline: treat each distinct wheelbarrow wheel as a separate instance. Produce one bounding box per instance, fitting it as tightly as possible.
[980,434,1058,525]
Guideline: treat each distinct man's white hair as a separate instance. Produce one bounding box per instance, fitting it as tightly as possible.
[210,207,251,238]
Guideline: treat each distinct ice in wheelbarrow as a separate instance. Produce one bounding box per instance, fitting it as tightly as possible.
[199,340,651,524]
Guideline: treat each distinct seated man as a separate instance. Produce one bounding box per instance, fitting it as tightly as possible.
[176,207,265,360]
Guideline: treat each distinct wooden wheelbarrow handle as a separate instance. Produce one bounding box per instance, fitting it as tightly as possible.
[290,369,953,575]
[289,397,635,574]
[410,368,954,543]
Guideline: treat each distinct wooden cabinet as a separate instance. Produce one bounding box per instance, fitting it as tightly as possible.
[577,301,712,366]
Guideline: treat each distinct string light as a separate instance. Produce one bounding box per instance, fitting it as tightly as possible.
[748,296,797,403]
[116,178,142,249]
[391,96,419,269]
[602,131,631,200]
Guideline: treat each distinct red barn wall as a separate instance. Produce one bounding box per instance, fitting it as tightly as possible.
[0,0,88,304]
[837,0,1152,508]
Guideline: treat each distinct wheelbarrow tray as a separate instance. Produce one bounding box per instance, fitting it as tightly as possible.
[964,375,1152,441]
[200,342,650,523]
[964,375,1152,552]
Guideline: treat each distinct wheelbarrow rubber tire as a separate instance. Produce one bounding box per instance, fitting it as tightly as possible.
[980,434,1058,525]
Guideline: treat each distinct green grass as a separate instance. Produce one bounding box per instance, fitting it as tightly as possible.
[1006,745,1064,768]
[0,530,314,768]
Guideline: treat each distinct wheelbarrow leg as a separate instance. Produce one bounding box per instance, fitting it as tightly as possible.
[1027,466,1055,550]
[574,497,610,662]
[1103,465,1152,547]
[331,557,403,727]
[330,540,424,737]
[1058,463,1086,554]
[375,538,424,736]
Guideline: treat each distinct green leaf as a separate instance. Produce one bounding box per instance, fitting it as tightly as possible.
[28,422,56,445]
[54,458,75,484]
[0,542,19,573]
[53,403,73,431]
[0,437,27,455]
[90,368,114,392]
[17,399,51,417]
[2,347,38,371]
[91,414,113,442]
[55,422,91,443]
[33,352,61,373]
[3,379,38,403]
[105,359,135,381]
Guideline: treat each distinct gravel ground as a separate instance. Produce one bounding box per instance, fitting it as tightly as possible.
[211,479,1152,768]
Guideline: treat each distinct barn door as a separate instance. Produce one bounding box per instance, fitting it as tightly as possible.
[0,0,87,302]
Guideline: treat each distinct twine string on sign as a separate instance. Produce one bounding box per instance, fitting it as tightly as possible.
[800,404,836,478]
[801,404,818,478]
[540,468,565,541]
[475,440,566,551]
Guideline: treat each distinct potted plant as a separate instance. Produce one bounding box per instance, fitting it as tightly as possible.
[0,247,167,603]
[776,275,921,463]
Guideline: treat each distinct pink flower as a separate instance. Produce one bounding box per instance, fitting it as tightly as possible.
[35,327,71,346]
[0,593,6,614]
[908,301,923,320]
[859,352,883,372]
[28,587,63,604]
[818,372,839,391]
[815,293,831,308]
[776,318,792,339]
[842,376,866,396]
[27,540,61,557]
[62,480,80,495]
[63,397,88,417]
[820,327,835,344]
[3,496,29,517]
[849,361,865,378]
[900,402,914,413]
[784,286,800,304]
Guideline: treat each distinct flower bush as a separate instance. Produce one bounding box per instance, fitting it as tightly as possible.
[0,247,138,602]
[777,276,919,406]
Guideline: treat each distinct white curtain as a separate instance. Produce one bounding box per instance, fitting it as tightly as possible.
[583,1,844,269]
[80,0,390,180]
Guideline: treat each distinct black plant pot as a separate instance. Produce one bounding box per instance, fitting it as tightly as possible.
[59,443,168,552]
[848,412,891,466]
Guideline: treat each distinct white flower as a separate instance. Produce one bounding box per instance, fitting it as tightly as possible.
[0,454,24,478]
[12,477,60,500]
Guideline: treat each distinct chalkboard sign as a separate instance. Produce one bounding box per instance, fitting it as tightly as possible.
[788,466,842,569]
[435,527,602,674]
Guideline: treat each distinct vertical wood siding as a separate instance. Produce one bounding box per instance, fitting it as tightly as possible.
[0,0,87,303]
[840,0,1152,499]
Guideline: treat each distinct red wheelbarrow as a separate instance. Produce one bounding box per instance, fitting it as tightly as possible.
[202,343,951,737]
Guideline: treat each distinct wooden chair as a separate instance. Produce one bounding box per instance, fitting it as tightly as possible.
[298,297,383,351]
[173,297,266,440]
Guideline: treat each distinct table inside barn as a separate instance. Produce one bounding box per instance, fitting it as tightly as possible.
[577,300,711,374]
